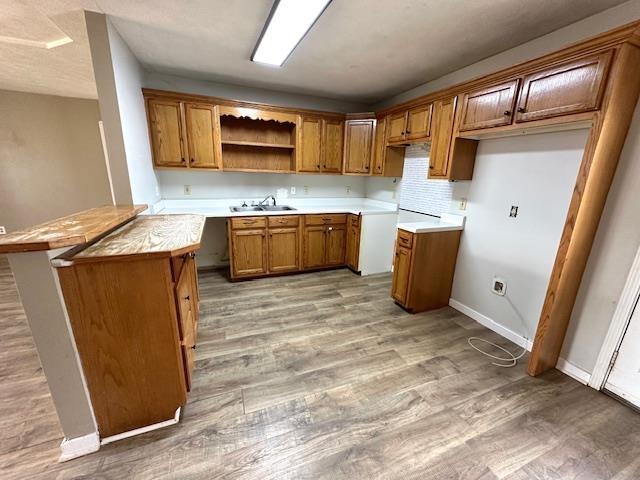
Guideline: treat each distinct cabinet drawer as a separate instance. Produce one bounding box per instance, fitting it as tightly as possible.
[397,229,413,248]
[230,216,267,229]
[268,215,300,227]
[305,214,347,226]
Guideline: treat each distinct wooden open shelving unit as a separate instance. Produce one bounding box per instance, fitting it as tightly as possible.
[218,106,299,174]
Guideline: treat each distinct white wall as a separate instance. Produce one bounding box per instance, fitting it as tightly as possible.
[450,130,587,344]
[0,90,112,231]
[86,11,160,209]
[107,21,160,207]
[145,72,369,113]
[157,170,365,200]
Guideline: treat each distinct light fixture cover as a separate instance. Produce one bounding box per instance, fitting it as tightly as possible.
[252,0,331,67]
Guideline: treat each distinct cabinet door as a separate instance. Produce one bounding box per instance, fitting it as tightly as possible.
[391,246,412,304]
[321,119,344,173]
[386,112,408,143]
[185,103,219,168]
[268,228,300,273]
[148,99,186,167]
[429,97,457,178]
[303,226,326,268]
[231,229,267,277]
[406,104,432,141]
[515,51,611,123]
[372,117,386,176]
[343,119,374,174]
[345,215,360,270]
[326,225,346,266]
[300,117,322,172]
[459,80,519,131]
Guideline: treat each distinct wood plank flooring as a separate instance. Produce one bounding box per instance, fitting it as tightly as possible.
[1,257,640,479]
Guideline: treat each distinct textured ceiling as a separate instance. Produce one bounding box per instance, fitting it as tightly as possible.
[0,0,631,102]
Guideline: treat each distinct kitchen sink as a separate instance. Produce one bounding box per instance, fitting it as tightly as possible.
[229,206,264,212]
[260,205,296,211]
[229,205,296,212]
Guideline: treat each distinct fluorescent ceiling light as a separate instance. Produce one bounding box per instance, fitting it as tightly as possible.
[252,0,332,67]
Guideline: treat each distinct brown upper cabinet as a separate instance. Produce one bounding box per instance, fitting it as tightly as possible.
[459,80,520,131]
[148,98,220,169]
[515,51,612,123]
[429,96,477,181]
[322,118,344,173]
[148,98,187,167]
[386,111,408,144]
[184,103,220,168]
[299,116,322,172]
[386,105,432,144]
[405,104,432,141]
[373,117,405,177]
[299,116,344,174]
[343,119,375,175]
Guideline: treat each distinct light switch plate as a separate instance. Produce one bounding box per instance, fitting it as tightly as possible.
[0,226,5,235]
[290,186,296,195]
[184,185,192,195]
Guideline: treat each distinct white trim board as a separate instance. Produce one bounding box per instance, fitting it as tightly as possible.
[101,407,181,446]
[59,432,100,462]
[589,244,640,390]
[449,298,591,385]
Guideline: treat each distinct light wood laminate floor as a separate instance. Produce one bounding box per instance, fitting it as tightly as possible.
[1,257,639,479]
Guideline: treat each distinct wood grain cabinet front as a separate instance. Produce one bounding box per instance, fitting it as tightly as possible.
[459,80,520,131]
[148,98,186,167]
[54,215,205,439]
[515,51,612,123]
[390,229,462,313]
[268,228,300,273]
[299,116,323,172]
[345,214,361,272]
[229,228,268,278]
[343,119,375,175]
[184,103,220,169]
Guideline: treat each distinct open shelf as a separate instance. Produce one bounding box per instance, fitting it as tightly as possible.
[219,112,298,174]
[221,139,295,149]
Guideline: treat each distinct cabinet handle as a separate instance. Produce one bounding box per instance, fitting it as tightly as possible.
[190,158,195,163]
[191,345,197,350]
[406,130,411,134]
[365,166,369,170]
[323,164,327,168]
[328,227,333,231]
[317,164,320,169]
[517,107,526,113]
[503,110,511,116]
[401,131,405,135]
[181,157,186,163]
[429,166,434,170]
[184,295,190,300]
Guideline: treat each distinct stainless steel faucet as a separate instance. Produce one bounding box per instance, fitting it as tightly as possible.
[258,194,277,206]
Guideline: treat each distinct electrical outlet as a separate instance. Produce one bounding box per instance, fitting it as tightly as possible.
[509,205,518,217]
[303,186,309,195]
[184,185,192,195]
[491,277,506,296]
[346,185,351,194]
[0,226,6,235]
[290,186,296,195]
[458,198,467,210]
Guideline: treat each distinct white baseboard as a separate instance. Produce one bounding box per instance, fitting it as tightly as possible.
[448,298,533,350]
[101,407,181,446]
[59,431,100,462]
[449,298,592,384]
[556,357,591,385]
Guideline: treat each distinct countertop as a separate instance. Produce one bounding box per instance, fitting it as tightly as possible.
[0,205,148,254]
[55,214,206,264]
[397,213,466,233]
[154,198,399,218]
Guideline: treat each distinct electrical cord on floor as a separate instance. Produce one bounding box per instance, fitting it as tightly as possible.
[467,295,529,368]
[467,337,527,368]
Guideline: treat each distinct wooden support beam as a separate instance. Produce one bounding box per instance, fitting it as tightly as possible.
[528,42,640,376]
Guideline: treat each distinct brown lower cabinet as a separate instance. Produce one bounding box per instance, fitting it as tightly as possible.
[54,215,204,438]
[391,228,462,313]
[229,214,360,280]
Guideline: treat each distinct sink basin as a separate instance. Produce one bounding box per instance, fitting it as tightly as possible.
[229,206,264,212]
[260,205,296,211]
[229,205,296,212]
